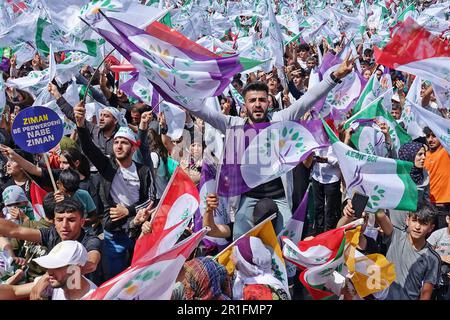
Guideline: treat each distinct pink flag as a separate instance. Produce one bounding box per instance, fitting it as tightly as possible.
[131,167,200,264]
[30,181,47,221]
[83,227,209,300]
[374,18,450,87]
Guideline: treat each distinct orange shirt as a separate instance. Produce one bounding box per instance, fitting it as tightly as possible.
[424,146,450,204]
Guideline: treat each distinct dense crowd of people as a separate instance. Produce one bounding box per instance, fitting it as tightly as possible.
[0,0,449,300]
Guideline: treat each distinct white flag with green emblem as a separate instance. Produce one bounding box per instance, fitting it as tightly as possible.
[323,120,418,212]
[411,100,450,154]
[400,76,424,139]
[345,98,411,154]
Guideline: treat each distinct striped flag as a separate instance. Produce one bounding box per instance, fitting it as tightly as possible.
[374,18,450,87]
[216,214,290,297]
[30,181,47,221]
[323,119,418,212]
[131,166,200,264]
[282,226,348,299]
[83,227,209,300]
[278,189,310,277]
[92,16,246,109]
[119,71,161,109]
[344,227,396,298]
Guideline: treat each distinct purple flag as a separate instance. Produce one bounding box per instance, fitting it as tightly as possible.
[120,71,161,110]
[93,17,243,109]
[217,120,329,197]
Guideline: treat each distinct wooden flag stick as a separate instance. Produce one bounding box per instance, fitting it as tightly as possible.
[43,152,58,192]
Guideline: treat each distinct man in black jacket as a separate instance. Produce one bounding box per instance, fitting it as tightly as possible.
[74,101,155,280]
[48,83,120,158]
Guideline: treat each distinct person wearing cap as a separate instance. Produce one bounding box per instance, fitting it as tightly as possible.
[30,240,97,300]
[187,55,355,240]
[48,83,120,158]
[74,104,155,279]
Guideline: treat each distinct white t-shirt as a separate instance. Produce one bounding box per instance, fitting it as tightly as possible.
[110,162,140,206]
[34,276,97,300]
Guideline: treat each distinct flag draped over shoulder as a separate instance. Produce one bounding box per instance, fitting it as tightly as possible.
[218,120,329,197]
[411,101,450,154]
[131,167,200,265]
[374,18,450,87]
[92,16,245,108]
[83,227,209,300]
[323,119,418,212]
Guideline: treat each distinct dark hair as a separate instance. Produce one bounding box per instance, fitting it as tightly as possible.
[61,148,90,179]
[391,103,402,111]
[408,205,437,225]
[54,198,84,216]
[242,81,268,100]
[363,48,373,56]
[148,128,169,177]
[298,43,310,52]
[423,126,433,136]
[15,149,34,164]
[42,192,57,220]
[58,168,80,193]
[268,93,280,110]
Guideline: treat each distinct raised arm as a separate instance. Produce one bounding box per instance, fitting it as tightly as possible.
[273,53,355,122]
[0,219,42,243]
[73,101,112,176]
[203,194,231,239]
[374,210,393,237]
[0,144,42,177]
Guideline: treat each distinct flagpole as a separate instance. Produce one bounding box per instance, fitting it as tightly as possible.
[43,152,58,192]
[78,16,116,105]
[213,212,277,260]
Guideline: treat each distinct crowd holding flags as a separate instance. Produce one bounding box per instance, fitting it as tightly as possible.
[0,0,449,301]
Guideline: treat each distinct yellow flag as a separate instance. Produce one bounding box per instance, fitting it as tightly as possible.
[344,228,396,297]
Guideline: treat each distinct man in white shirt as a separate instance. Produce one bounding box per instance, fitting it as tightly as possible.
[75,102,155,280]
[32,241,97,300]
[311,146,342,234]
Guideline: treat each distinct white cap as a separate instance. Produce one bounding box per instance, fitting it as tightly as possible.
[33,241,88,269]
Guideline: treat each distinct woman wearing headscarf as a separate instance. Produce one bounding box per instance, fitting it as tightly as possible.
[172,257,232,300]
[390,141,430,230]
[231,236,290,300]
[398,141,430,208]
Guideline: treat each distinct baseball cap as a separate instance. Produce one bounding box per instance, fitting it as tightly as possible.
[33,241,88,269]
[2,185,28,206]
